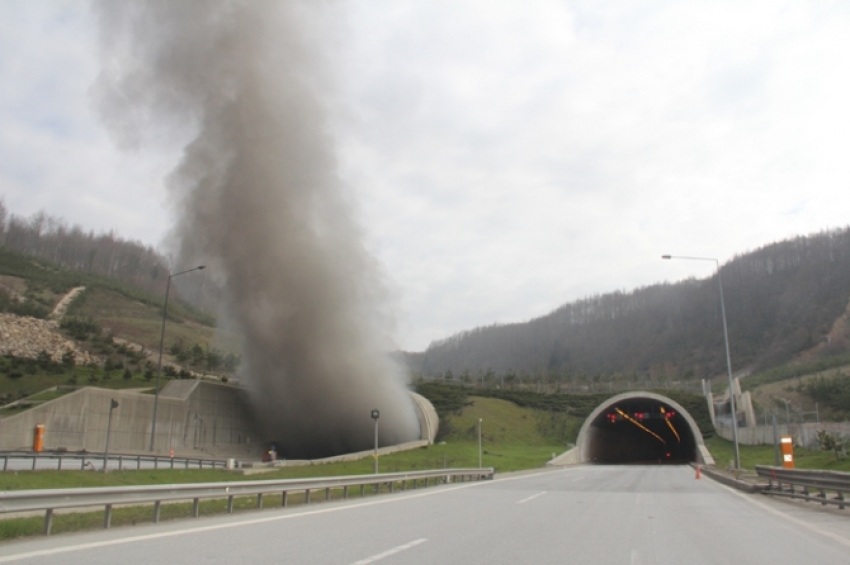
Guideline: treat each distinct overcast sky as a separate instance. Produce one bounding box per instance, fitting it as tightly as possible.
[2,1,849,351]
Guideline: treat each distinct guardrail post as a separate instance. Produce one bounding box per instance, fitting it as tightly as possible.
[58,456,63,471]
[401,480,406,491]
[374,483,379,494]
[119,456,123,471]
[227,495,234,513]
[325,488,330,501]
[137,456,141,470]
[819,489,827,506]
[257,494,263,508]
[343,486,349,499]
[360,484,364,497]
[104,504,113,529]
[43,509,53,536]
[154,457,159,470]
[3,455,7,471]
[282,491,288,507]
[305,489,311,504]
[185,459,189,469]
[153,501,162,523]
[838,492,846,510]
[171,458,175,469]
[32,457,37,471]
[389,482,394,493]
[193,498,200,517]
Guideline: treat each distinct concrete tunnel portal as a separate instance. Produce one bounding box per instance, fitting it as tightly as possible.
[576,391,709,465]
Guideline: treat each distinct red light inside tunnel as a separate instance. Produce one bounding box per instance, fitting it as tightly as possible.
[635,412,645,420]
[665,411,676,419]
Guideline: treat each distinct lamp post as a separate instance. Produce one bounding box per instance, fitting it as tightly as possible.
[662,254,740,469]
[103,399,119,473]
[149,265,205,452]
[477,418,483,469]
[371,409,380,474]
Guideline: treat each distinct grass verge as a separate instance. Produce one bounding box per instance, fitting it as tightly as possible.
[0,481,393,541]
[705,435,850,472]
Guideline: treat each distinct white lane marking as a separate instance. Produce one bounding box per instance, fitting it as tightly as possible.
[517,491,546,504]
[630,549,642,565]
[349,538,427,565]
[712,479,850,549]
[0,469,565,563]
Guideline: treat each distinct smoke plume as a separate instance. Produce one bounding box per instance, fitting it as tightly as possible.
[93,1,420,457]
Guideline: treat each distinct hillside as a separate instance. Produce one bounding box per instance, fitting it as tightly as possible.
[0,246,236,405]
[406,228,850,383]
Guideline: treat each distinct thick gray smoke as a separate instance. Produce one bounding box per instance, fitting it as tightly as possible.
[93,1,420,457]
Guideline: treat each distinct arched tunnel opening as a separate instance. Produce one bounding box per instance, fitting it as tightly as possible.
[581,395,700,464]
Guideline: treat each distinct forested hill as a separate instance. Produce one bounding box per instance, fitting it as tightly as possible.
[0,202,169,294]
[405,228,850,381]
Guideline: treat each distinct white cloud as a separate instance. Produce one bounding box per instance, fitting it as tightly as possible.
[338,0,850,349]
[3,0,850,350]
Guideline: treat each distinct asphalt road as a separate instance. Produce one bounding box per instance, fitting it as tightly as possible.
[1,465,849,564]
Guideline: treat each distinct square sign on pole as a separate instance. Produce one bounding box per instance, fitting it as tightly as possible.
[780,435,794,469]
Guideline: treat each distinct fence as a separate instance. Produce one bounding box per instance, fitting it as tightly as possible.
[415,375,704,395]
[0,467,494,535]
[755,465,850,509]
[0,451,227,472]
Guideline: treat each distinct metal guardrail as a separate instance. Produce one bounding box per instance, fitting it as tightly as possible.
[755,465,850,509]
[0,451,227,471]
[0,467,494,535]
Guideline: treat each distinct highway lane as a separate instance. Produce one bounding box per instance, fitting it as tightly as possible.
[0,465,848,564]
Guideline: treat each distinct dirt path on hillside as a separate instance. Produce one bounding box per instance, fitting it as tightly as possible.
[48,286,86,320]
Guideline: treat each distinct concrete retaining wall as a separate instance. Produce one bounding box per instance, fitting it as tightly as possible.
[0,381,267,458]
[0,382,439,461]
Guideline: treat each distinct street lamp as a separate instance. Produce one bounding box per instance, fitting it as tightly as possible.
[662,254,740,469]
[477,418,483,469]
[149,265,206,451]
[371,409,380,474]
[103,399,119,473]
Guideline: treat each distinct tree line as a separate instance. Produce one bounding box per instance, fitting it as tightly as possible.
[406,227,850,382]
[0,200,170,295]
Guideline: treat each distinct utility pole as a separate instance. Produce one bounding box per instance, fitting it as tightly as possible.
[478,418,483,469]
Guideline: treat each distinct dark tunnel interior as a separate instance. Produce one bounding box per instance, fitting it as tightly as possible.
[584,398,698,464]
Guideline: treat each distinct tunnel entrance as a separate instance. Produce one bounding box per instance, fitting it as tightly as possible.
[578,392,704,465]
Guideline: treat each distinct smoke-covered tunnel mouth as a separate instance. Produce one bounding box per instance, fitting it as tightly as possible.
[584,398,698,464]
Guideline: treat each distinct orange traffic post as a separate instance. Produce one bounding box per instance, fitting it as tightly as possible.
[780,435,794,469]
[695,463,701,479]
[33,424,45,452]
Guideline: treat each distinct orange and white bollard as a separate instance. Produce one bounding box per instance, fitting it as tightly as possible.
[169,448,174,458]
[695,463,701,479]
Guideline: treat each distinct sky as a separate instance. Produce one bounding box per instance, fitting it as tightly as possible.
[2,1,850,352]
